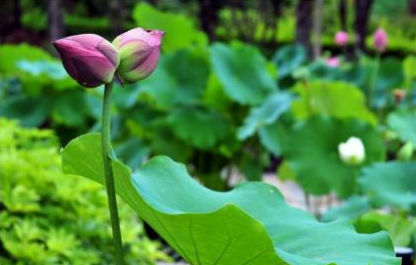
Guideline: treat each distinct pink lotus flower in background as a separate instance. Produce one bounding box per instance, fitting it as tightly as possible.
[113,28,164,84]
[334,31,349,46]
[326,57,340,68]
[53,34,120,88]
[373,28,388,53]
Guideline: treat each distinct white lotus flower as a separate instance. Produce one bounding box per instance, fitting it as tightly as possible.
[338,137,365,165]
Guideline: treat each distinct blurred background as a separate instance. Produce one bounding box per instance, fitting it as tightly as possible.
[1,0,416,264]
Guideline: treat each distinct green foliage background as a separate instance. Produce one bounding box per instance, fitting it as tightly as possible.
[0,119,170,265]
[1,0,416,263]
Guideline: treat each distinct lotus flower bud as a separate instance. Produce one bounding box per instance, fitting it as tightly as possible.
[112,28,164,84]
[53,34,120,88]
[334,31,349,46]
[338,137,366,165]
[373,28,388,53]
[326,57,340,68]
[392,89,406,105]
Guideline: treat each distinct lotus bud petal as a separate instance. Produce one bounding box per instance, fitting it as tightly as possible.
[373,28,388,53]
[334,31,349,46]
[338,137,366,165]
[113,28,164,84]
[53,34,120,88]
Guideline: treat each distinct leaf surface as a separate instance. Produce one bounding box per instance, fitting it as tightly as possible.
[387,110,416,149]
[238,92,294,140]
[281,116,385,197]
[211,42,277,105]
[62,134,398,265]
[359,162,416,211]
[291,81,377,125]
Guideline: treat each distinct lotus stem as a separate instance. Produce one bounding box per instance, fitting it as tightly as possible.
[102,81,124,265]
[368,52,381,109]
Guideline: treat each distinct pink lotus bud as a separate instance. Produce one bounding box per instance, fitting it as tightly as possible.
[326,57,340,68]
[53,34,120,88]
[334,31,349,46]
[112,28,164,84]
[373,28,388,53]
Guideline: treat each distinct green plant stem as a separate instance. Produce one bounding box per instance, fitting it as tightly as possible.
[368,52,381,109]
[102,81,124,265]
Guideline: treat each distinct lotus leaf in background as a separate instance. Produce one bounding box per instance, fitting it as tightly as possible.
[62,133,399,265]
[387,110,416,150]
[291,81,377,126]
[279,116,385,198]
[372,58,404,109]
[138,48,211,110]
[238,92,294,140]
[211,42,278,106]
[272,44,307,81]
[307,60,344,82]
[359,161,416,211]
[304,57,405,110]
[257,118,293,157]
[114,138,151,171]
[322,196,372,222]
[167,107,230,150]
[0,44,97,132]
[1,95,53,127]
[355,211,416,248]
[132,3,207,53]
[0,44,76,91]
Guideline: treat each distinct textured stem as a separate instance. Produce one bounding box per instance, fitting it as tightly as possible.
[102,81,124,265]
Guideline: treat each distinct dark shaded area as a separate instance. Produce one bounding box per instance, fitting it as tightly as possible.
[295,0,313,53]
[354,0,374,52]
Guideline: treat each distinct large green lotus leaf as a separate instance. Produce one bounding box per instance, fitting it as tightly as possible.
[282,116,385,197]
[387,110,416,149]
[138,48,210,110]
[238,92,294,140]
[132,3,207,53]
[291,81,377,126]
[359,162,416,211]
[355,211,416,247]
[167,107,230,150]
[62,133,399,265]
[211,42,278,106]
